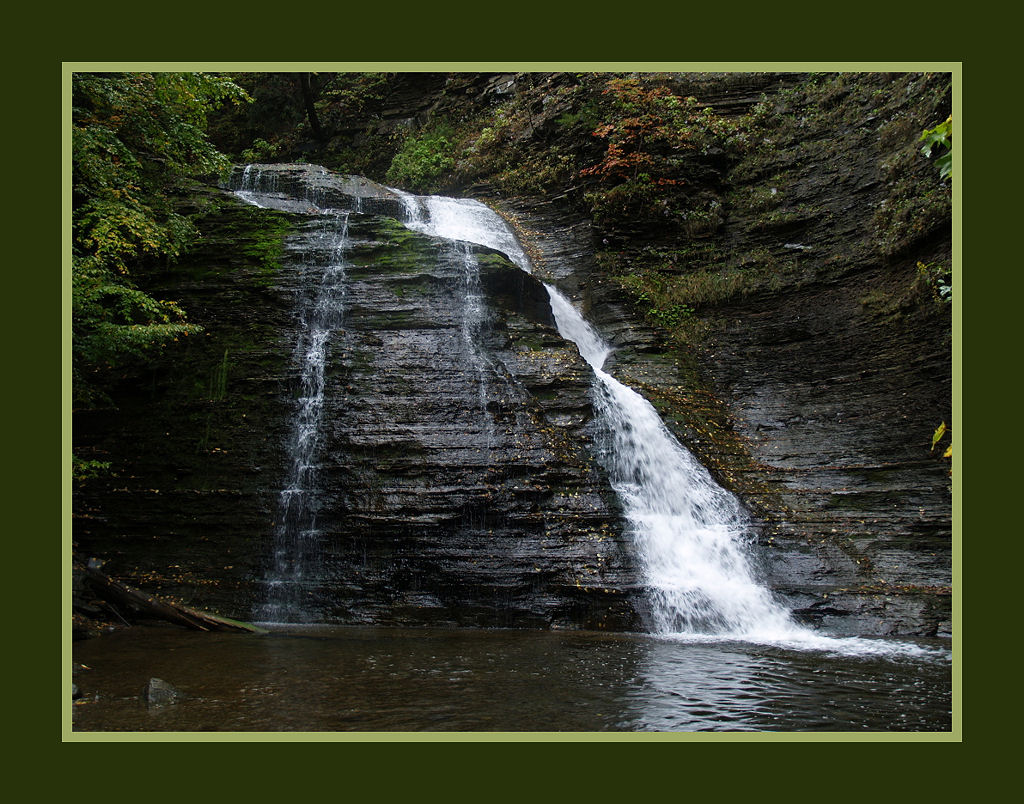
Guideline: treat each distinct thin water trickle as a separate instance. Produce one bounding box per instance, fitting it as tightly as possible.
[392,189,524,457]
[262,213,350,622]
[235,168,353,622]
[454,241,497,450]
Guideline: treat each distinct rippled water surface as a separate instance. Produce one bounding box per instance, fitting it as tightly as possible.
[71,626,952,733]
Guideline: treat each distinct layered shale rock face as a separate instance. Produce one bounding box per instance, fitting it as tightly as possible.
[75,71,954,644]
[489,72,953,638]
[270,215,639,628]
[74,176,642,630]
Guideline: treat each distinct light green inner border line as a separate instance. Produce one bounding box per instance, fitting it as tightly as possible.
[62,62,963,743]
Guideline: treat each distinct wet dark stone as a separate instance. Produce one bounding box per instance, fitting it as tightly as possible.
[226,163,408,218]
[75,120,950,638]
[143,678,184,707]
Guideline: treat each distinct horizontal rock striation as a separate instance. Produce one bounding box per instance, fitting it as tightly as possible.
[74,186,644,630]
[272,212,641,628]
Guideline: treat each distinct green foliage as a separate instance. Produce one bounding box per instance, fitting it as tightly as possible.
[931,421,952,461]
[555,99,603,134]
[385,123,457,192]
[646,300,695,329]
[204,72,306,158]
[873,150,952,259]
[612,265,696,332]
[584,174,662,223]
[207,72,394,167]
[72,256,203,382]
[581,79,694,186]
[315,73,390,131]
[916,261,952,303]
[578,77,738,224]
[72,72,249,404]
[73,73,247,200]
[920,116,953,181]
[240,137,279,163]
[72,456,112,482]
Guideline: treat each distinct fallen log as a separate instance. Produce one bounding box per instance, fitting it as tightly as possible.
[80,560,267,634]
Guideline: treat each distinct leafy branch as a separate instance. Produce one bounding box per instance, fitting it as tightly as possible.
[72,72,249,405]
[920,115,952,181]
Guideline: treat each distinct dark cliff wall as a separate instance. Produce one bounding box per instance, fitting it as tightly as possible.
[74,196,297,619]
[74,190,642,630]
[499,194,950,637]
[485,73,953,636]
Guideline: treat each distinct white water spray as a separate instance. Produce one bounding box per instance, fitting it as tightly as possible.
[389,193,796,638]
[235,168,352,621]
[545,291,798,637]
[394,191,531,270]
[260,212,350,622]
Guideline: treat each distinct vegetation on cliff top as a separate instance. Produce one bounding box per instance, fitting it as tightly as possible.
[72,70,953,401]
[204,71,951,351]
[72,72,250,407]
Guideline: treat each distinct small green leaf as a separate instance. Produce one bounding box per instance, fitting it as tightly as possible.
[920,117,953,180]
[931,422,947,450]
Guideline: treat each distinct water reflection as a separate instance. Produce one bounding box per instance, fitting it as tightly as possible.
[71,626,952,733]
[621,638,950,731]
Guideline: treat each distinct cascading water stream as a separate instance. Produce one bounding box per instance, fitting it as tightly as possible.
[395,190,523,454]
[387,192,799,641]
[232,168,351,622]
[545,291,796,638]
[387,191,944,657]
[259,213,350,622]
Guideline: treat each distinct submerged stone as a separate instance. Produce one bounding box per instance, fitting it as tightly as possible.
[143,678,184,707]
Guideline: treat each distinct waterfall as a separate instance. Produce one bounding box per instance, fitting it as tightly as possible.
[230,166,933,654]
[259,212,350,622]
[394,189,525,454]
[395,191,531,270]
[234,164,276,208]
[546,291,796,637]
[391,192,802,642]
[233,168,351,622]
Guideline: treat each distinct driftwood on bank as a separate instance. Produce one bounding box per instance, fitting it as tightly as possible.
[81,561,266,634]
